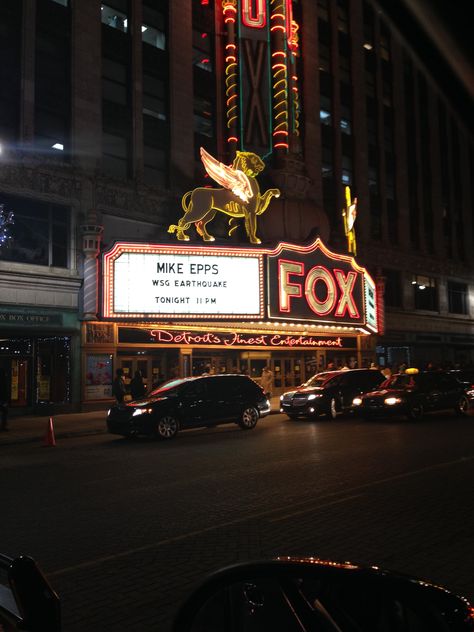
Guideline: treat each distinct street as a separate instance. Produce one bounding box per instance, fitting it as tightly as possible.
[1,411,474,631]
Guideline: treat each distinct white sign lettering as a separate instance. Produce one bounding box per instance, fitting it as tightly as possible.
[113,252,262,316]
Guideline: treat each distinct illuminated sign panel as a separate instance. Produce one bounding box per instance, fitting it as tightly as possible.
[103,243,264,319]
[266,239,378,332]
[118,327,357,350]
[102,239,378,333]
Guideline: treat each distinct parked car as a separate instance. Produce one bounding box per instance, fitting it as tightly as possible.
[352,368,470,420]
[279,368,386,420]
[106,374,270,440]
[448,368,474,391]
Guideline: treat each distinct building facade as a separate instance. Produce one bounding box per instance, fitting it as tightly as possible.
[0,0,472,413]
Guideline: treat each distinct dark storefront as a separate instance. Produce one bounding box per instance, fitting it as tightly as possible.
[0,307,80,414]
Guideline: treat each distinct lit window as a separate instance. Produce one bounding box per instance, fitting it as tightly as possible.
[340,118,351,134]
[413,275,438,311]
[320,109,331,125]
[101,5,128,32]
[142,24,166,50]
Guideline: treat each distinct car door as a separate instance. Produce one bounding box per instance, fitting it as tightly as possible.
[421,373,444,411]
[177,378,210,427]
[436,373,463,410]
[205,376,236,423]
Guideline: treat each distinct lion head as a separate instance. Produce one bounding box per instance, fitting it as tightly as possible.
[233,151,265,177]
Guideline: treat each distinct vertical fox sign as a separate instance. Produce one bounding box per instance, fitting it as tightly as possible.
[222,0,300,157]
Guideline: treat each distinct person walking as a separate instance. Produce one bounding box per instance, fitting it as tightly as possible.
[112,368,126,404]
[130,369,146,400]
[0,368,9,431]
[261,365,274,398]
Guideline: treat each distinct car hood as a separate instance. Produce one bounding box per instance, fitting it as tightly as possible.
[283,386,325,396]
[127,395,171,407]
[364,388,412,398]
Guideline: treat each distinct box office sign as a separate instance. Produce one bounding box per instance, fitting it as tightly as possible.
[266,239,378,332]
[102,243,264,320]
[118,327,357,350]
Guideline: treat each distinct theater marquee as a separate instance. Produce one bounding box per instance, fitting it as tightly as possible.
[102,242,265,319]
[266,239,377,332]
[101,239,377,333]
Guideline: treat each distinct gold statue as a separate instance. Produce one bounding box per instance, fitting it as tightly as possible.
[342,185,357,256]
[168,148,280,244]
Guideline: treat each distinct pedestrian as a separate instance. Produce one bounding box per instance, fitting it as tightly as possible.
[260,365,274,398]
[112,368,126,404]
[130,369,146,400]
[0,368,9,431]
[381,366,392,379]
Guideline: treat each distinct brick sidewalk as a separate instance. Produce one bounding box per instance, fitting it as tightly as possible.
[0,397,282,446]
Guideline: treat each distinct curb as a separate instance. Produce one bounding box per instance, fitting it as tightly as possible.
[0,409,281,447]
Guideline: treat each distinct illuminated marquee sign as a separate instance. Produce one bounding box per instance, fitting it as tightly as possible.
[118,326,357,350]
[266,239,378,332]
[102,243,264,320]
[102,239,378,333]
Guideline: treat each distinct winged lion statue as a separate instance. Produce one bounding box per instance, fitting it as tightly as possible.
[168,148,280,244]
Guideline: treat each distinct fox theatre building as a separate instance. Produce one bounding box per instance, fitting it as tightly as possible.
[81,238,379,404]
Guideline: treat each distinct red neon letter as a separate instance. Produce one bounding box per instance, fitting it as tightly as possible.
[334,270,360,318]
[241,0,267,28]
[278,259,303,312]
[305,266,337,316]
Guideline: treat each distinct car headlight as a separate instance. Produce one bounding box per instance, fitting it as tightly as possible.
[384,397,403,406]
[352,397,362,406]
[307,394,323,400]
[132,408,152,416]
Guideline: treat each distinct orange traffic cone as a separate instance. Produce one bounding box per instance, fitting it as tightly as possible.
[43,417,56,447]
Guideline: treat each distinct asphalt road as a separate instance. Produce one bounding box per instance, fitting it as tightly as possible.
[1,411,474,631]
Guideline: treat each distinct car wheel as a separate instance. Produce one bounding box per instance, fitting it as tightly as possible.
[239,406,259,430]
[407,402,424,420]
[154,415,179,440]
[327,398,338,420]
[455,396,469,416]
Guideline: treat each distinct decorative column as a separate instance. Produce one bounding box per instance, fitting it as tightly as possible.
[222,0,239,154]
[375,268,386,336]
[81,210,104,321]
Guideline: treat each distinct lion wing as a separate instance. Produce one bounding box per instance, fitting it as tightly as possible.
[200,147,253,203]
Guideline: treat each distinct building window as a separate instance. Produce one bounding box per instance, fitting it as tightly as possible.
[383,269,402,308]
[448,282,468,315]
[101,3,128,32]
[193,29,212,72]
[320,95,332,126]
[143,73,166,120]
[142,3,166,49]
[35,0,71,155]
[102,132,128,179]
[0,194,70,268]
[412,275,438,311]
[142,0,169,187]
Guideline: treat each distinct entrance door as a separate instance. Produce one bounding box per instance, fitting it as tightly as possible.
[119,357,152,392]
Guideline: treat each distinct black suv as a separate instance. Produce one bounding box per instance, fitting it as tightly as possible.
[107,374,270,440]
[352,369,470,420]
[280,369,386,420]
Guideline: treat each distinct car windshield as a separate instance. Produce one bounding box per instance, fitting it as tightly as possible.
[303,372,340,388]
[148,377,192,396]
[385,374,419,389]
